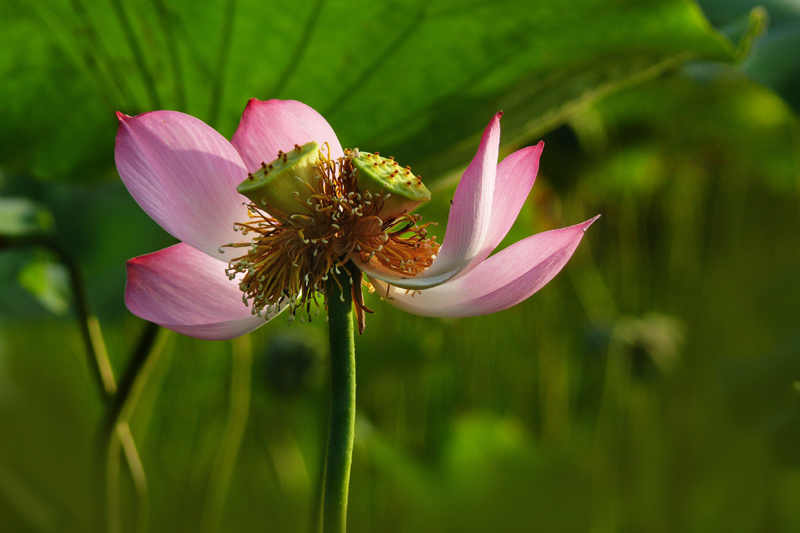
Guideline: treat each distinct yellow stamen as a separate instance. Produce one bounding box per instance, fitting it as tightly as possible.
[223,146,439,323]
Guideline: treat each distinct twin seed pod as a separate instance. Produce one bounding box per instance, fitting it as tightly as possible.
[236,142,431,221]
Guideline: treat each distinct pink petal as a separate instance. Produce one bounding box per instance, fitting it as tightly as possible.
[456,142,544,278]
[231,99,345,172]
[115,111,250,260]
[358,113,503,289]
[370,216,599,317]
[125,243,279,340]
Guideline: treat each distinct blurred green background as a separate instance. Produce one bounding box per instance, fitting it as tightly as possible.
[2,0,800,531]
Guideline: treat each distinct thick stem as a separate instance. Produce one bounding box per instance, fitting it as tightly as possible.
[322,272,356,533]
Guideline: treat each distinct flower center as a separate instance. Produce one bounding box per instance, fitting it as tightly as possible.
[221,145,439,324]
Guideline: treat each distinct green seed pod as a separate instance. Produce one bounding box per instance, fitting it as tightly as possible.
[350,150,431,219]
[237,142,321,219]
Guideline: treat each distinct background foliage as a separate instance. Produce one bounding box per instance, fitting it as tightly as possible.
[1,0,799,531]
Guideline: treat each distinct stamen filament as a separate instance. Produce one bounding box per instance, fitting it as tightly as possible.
[222,147,439,325]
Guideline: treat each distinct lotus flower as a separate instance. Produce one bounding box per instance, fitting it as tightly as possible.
[116,99,597,340]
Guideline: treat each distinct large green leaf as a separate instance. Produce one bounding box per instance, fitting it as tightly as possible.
[0,197,54,238]
[698,0,800,114]
[17,255,71,315]
[0,0,743,183]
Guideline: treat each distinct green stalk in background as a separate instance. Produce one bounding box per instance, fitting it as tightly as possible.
[0,231,161,531]
[1,234,116,398]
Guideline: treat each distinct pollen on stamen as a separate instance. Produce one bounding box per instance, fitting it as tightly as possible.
[221,145,439,326]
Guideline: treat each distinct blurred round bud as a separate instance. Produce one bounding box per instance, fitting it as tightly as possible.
[262,329,324,395]
[615,313,685,378]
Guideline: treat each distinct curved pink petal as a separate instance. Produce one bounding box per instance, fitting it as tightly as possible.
[455,141,544,279]
[231,99,344,172]
[358,113,503,289]
[370,216,599,317]
[115,111,250,260]
[125,243,280,340]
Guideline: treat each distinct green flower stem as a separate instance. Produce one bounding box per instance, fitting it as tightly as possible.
[323,272,357,533]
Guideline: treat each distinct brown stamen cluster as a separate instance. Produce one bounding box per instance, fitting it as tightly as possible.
[222,147,439,331]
